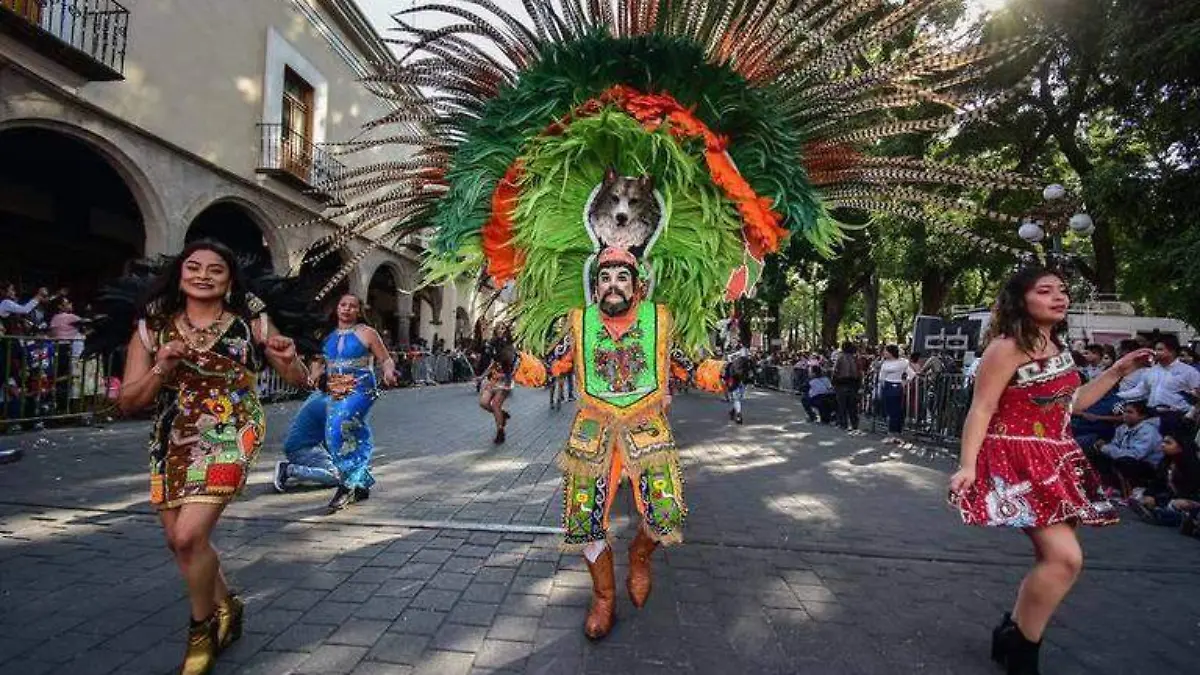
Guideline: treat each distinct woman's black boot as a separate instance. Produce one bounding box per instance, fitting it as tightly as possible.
[991,612,1015,664]
[1004,620,1042,675]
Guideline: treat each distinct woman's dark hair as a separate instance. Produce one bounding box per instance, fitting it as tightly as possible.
[1123,400,1149,417]
[809,365,824,378]
[1160,417,1197,450]
[841,342,857,354]
[49,296,71,315]
[1160,419,1200,494]
[1155,334,1181,354]
[885,344,900,359]
[984,266,1068,356]
[141,239,252,326]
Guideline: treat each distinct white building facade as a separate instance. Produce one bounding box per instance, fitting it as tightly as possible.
[0,0,475,348]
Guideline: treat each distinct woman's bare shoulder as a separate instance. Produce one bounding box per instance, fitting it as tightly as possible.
[981,337,1027,364]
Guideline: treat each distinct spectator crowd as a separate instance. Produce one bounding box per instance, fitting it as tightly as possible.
[720,331,1200,541]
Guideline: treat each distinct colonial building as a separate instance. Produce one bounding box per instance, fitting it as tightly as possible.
[0,0,475,347]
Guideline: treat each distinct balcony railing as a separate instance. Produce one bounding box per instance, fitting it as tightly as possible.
[0,0,129,81]
[256,124,346,205]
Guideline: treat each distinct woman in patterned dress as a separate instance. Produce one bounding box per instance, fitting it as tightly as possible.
[118,241,310,675]
[948,266,1153,675]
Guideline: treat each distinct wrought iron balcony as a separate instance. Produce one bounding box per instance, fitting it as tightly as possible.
[256,124,347,205]
[0,0,129,81]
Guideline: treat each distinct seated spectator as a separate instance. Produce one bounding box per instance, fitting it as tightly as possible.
[805,366,835,424]
[1129,419,1200,532]
[1089,401,1163,494]
[1179,346,1198,370]
[1071,387,1123,452]
[1100,344,1116,370]
[1079,344,1105,381]
[1116,339,1147,395]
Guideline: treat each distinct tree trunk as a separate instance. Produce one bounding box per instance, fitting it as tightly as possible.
[1089,218,1117,293]
[864,273,879,345]
[920,269,951,316]
[821,287,848,348]
[765,300,782,350]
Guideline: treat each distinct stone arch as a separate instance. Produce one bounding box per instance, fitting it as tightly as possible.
[184,197,281,275]
[366,262,403,348]
[0,124,156,297]
[181,195,291,273]
[0,117,169,257]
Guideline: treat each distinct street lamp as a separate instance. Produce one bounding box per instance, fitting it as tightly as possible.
[1017,184,1094,269]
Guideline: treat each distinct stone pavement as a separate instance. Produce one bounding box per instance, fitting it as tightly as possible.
[0,385,1197,674]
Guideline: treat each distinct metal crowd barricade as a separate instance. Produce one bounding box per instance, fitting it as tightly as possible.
[256,366,303,402]
[756,364,799,393]
[1,335,115,431]
[431,353,452,383]
[394,351,481,386]
[858,368,972,447]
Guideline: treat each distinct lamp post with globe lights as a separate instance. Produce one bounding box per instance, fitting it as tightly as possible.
[1017,184,1095,272]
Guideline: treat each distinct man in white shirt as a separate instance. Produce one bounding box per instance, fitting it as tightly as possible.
[1123,336,1200,426]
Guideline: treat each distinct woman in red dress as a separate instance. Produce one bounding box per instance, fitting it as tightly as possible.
[949,267,1152,675]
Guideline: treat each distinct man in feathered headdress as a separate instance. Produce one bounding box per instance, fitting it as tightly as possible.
[512,244,724,640]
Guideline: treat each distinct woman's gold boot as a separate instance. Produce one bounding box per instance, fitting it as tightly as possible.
[179,614,218,675]
[215,592,244,652]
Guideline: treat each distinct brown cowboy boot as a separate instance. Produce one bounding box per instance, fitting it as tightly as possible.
[626,528,659,608]
[583,546,616,640]
[179,613,219,675]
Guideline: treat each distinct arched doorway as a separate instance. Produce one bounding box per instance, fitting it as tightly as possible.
[186,201,273,276]
[0,127,144,299]
[367,265,400,349]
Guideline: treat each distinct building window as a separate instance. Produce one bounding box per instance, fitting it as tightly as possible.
[281,67,314,175]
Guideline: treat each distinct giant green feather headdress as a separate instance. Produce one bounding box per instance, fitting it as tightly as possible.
[306,1,1047,351]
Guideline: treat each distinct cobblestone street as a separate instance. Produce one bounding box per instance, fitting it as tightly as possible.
[1,385,1196,674]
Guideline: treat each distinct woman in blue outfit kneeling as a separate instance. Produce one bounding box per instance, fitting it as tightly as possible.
[274,294,398,511]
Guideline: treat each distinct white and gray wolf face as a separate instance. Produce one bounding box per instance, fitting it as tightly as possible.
[587,167,661,255]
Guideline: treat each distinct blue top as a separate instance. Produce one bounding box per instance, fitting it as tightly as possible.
[324,327,376,389]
